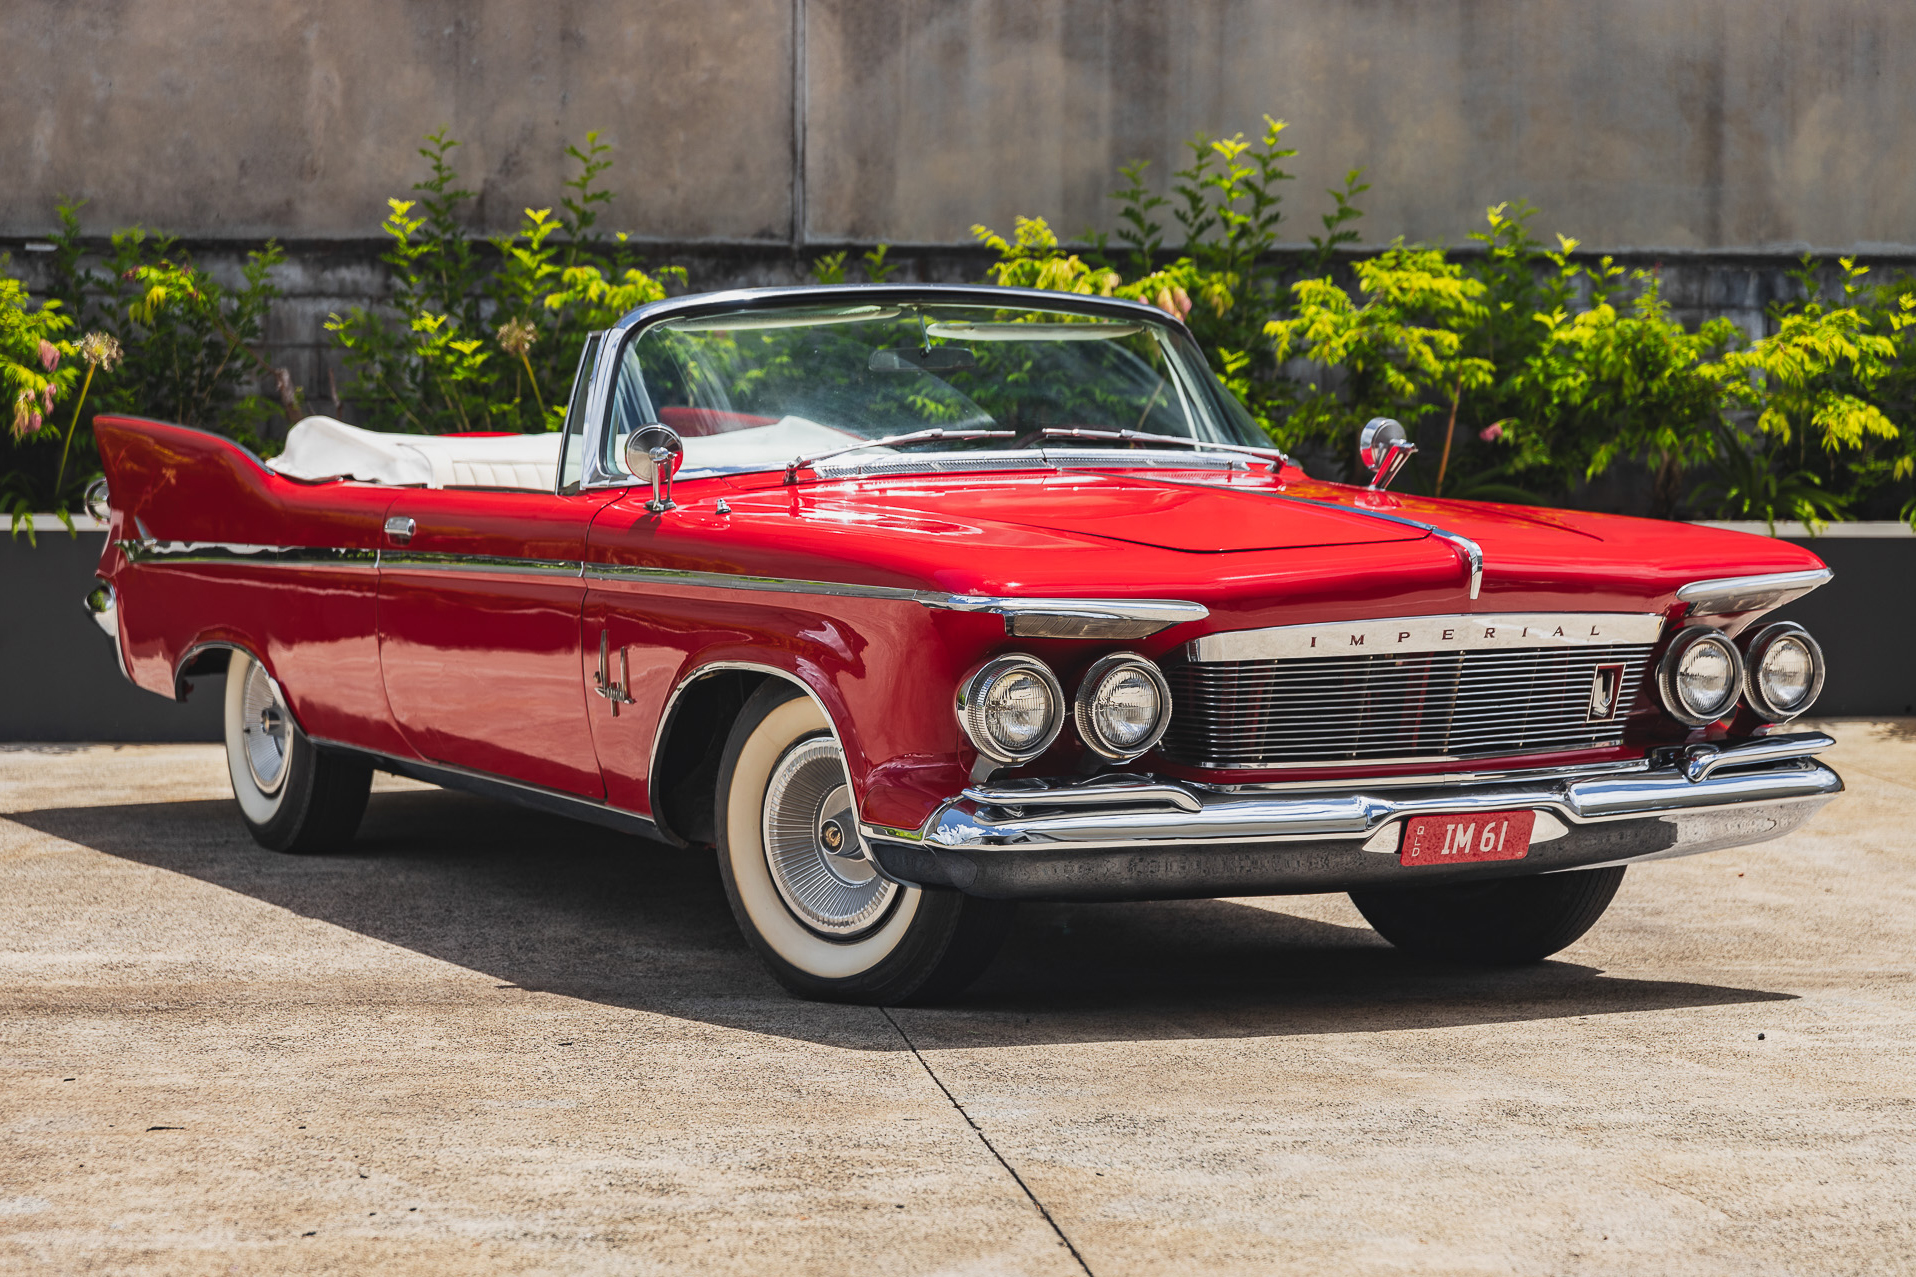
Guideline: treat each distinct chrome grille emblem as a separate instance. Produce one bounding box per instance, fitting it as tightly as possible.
[1588,662,1626,722]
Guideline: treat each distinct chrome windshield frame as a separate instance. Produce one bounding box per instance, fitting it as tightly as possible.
[576,284,1235,493]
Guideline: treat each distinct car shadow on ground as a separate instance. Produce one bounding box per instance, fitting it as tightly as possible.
[8,787,1793,1049]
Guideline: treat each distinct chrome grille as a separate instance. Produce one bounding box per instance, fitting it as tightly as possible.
[1160,644,1654,768]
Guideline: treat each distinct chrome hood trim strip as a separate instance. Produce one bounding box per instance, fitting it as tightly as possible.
[1185,611,1663,663]
[1266,492,1485,600]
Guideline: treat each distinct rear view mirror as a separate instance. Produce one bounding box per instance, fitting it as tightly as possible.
[624,423,684,512]
[1359,417,1415,491]
[869,346,977,373]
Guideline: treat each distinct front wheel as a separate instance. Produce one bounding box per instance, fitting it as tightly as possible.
[715,682,1014,1004]
[223,650,371,853]
[1349,865,1628,964]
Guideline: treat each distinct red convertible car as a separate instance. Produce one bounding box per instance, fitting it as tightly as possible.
[85,284,1841,1003]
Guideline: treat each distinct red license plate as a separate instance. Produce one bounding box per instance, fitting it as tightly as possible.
[1399,810,1536,866]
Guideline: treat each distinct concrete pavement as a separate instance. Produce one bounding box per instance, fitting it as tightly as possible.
[1,721,1912,1275]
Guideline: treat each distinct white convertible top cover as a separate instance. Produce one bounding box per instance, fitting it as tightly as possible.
[270,416,561,491]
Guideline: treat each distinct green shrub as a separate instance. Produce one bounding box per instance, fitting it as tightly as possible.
[326,130,684,435]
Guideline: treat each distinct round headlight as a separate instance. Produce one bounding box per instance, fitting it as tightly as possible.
[1656,627,1745,726]
[1074,654,1173,761]
[957,655,1065,764]
[1743,622,1825,721]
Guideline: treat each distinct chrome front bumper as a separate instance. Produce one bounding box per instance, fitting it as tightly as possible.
[865,733,1843,901]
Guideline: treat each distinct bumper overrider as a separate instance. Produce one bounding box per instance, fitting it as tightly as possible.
[863,733,1842,901]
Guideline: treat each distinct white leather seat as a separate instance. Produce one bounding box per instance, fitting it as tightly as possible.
[271,417,562,491]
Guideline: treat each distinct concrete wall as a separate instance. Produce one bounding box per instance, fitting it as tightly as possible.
[6,0,1912,254]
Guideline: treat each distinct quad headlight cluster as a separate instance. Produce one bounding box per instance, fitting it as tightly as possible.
[1656,622,1826,726]
[958,652,1173,765]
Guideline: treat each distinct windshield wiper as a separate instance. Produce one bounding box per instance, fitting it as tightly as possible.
[784,429,1016,484]
[1039,427,1291,467]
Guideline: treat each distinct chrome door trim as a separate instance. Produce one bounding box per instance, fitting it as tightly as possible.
[1185,611,1665,663]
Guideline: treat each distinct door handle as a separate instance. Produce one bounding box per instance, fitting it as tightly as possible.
[593,630,635,715]
[384,515,416,544]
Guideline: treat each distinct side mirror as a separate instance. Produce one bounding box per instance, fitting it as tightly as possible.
[624,423,685,512]
[1359,417,1415,491]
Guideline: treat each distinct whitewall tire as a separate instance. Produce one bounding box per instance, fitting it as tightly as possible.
[222,650,371,853]
[715,682,1014,1003]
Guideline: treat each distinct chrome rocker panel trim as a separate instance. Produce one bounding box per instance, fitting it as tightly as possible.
[310,737,669,845]
[865,736,1841,901]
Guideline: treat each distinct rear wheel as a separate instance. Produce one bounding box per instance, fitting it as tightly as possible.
[223,650,371,853]
[1349,865,1627,964]
[715,682,1013,1004]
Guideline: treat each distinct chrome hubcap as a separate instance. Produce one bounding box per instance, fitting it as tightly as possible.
[240,662,291,795]
[762,735,897,938]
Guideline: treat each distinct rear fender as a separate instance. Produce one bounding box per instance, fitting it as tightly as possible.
[92,416,407,755]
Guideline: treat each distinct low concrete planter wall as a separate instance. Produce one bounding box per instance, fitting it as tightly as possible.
[2,519,1910,742]
[2,524,222,742]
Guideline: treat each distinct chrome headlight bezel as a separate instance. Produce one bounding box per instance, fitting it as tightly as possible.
[956,654,1066,764]
[1742,622,1826,721]
[1073,653,1173,761]
[1657,626,1745,726]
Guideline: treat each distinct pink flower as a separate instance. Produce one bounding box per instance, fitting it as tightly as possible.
[28,410,42,433]
[1172,285,1192,317]
[38,339,59,372]
[1479,422,1505,443]
[40,383,55,410]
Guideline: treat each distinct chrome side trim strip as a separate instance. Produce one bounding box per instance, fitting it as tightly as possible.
[120,536,1198,625]
[1677,568,1833,617]
[1185,611,1663,663]
[586,562,920,600]
[380,552,585,577]
[118,539,378,566]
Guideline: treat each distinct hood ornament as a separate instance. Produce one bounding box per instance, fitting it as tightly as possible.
[1360,418,1416,491]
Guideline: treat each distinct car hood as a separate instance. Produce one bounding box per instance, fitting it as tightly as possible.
[599,466,1829,625]
[817,471,1421,552]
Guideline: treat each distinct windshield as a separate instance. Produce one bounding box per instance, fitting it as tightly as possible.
[601,300,1267,479]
